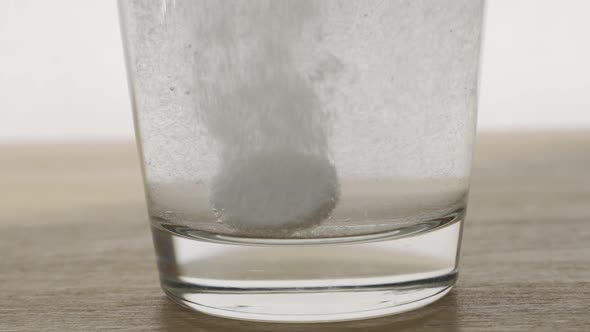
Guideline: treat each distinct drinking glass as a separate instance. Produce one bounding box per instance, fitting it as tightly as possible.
[119,0,485,322]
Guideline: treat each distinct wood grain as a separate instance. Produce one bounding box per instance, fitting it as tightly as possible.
[1,131,589,331]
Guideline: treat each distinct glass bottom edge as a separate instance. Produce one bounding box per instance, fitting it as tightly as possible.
[161,273,456,323]
[153,212,463,322]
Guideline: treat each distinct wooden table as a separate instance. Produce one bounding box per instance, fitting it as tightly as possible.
[1,132,589,331]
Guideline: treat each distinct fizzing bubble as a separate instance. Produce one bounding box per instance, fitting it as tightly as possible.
[189,0,341,235]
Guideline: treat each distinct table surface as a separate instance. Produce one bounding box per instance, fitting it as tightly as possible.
[1,131,589,331]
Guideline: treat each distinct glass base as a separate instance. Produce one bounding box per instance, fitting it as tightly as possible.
[164,280,454,323]
[152,215,462,323]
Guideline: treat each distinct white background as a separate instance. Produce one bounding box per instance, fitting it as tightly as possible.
[0,0,588,142]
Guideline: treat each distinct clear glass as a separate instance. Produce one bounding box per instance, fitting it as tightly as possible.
[119,0,485,322]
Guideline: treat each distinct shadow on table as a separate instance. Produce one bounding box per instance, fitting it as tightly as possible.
[156,291,459,332]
